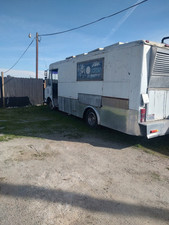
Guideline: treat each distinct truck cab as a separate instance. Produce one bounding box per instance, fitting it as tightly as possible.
[44,69,58,109]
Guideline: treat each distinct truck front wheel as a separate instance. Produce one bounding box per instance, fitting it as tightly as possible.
[85,109,98,128]
[47,98,54,110]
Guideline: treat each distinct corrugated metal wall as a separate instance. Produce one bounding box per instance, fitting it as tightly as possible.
[0,77,44,107]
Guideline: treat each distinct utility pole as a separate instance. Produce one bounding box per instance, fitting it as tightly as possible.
[1,72,5,107]
[36,32,38,79]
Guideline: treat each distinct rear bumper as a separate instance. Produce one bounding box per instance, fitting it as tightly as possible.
[140,119,169,139]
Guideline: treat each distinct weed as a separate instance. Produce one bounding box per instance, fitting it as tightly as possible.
[151,172,161,181]
[0,134,18,142]
[0,177,6,182]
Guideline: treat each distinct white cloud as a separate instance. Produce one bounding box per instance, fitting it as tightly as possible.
[0,68,44,79]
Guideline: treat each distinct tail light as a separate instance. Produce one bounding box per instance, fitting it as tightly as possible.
[140,108,146,122]
[150,129,158,134]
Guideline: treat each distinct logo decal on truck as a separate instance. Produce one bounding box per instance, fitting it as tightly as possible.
[77,58,104,81]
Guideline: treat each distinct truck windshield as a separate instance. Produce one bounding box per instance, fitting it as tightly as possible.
[51,69,58,80]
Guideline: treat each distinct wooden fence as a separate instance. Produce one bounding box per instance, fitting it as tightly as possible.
[0,76,44,107]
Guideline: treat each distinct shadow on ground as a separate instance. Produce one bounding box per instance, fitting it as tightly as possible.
[0,182,169,222]
[0,106,169,156]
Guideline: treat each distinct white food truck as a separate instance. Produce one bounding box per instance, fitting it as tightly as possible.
[44,40,169,138]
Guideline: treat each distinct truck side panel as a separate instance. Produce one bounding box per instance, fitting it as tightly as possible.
[49,41,169,137]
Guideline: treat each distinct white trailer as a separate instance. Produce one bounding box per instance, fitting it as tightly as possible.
[44,40,169,138]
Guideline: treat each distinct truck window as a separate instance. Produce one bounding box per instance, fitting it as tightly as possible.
[51,69,58,80]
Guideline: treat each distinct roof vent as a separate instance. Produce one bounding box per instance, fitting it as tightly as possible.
[66,56,76,60]
[89,47,104,53]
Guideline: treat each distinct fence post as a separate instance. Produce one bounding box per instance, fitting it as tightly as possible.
[1,72,5,107]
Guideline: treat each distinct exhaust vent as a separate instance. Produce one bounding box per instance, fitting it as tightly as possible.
[153,52,169,75]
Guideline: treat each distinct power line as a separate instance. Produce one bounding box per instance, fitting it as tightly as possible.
[3,0,148,74]
[39,0,148,37]
[4,38,35,74]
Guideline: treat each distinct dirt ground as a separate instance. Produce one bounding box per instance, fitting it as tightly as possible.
[0,134,169,225]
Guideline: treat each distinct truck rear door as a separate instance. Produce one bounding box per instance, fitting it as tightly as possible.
[146,47,169,121]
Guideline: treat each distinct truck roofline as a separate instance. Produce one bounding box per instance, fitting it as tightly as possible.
[49,40,169,69]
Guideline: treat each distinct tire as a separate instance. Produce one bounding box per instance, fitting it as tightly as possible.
[47,99,54,110]
[85,109,98,128]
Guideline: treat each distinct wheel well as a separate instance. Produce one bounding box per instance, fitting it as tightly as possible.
[83,108,89,119]
[47,97,51,105]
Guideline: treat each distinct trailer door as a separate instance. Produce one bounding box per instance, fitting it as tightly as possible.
[147,47,169,121]
[147,89,169,120]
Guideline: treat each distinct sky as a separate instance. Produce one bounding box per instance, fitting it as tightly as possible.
[0,0,169,78]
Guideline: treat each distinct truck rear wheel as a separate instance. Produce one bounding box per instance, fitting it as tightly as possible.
[85,109,98,128]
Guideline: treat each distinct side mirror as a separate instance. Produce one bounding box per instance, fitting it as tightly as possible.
[44,70,48,79]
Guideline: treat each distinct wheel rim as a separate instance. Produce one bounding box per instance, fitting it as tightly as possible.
[88,111,97,127]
